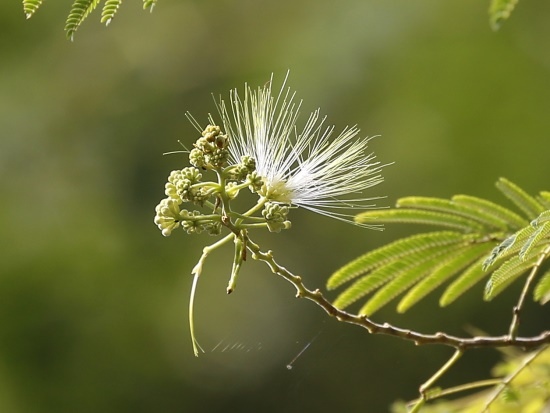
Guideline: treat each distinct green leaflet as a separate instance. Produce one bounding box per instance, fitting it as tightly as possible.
[332,235,470,311]
[496,178,545,221]
[358,242,470,316]
[452,194,528,230]
[484,252,542,301]
[327,231,463,290]
[483,225,534,270]
[397,196,513,231]
[519,221,550,261]
[531,210,550,227]
[23,0,43,19]
[143,0,157,11]
[538,191,550,209]
[356,209,485,233]
[397,242,493,313]
[65,0,101,41]
[333,178,550,311]
[101,0,122,25]
[534,270,550,304]
[439,256,488,306]
[489,0,519,30]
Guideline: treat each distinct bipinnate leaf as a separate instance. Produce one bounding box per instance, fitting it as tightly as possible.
[331,178,550,314]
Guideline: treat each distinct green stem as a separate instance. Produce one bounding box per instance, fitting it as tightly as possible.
[508,244,550,339]
[408,348,463,411]
[408,378,502,406]
[189,233,234,356]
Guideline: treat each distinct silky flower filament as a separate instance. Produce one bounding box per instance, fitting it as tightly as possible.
[153,75,387,355]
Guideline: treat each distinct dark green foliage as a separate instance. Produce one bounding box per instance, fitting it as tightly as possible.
[327,179,550,315]
[23,0,159,40]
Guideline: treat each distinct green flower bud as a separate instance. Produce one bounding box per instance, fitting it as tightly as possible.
[262,202,291,233]
[189,148,206,169]
[247,171,264,193]
[180,210,206,234]
[154,198,183,236]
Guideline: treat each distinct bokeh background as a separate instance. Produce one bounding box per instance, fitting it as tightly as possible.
[1,1,549,412]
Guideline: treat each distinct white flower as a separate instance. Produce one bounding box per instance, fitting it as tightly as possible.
[214,74,386,228]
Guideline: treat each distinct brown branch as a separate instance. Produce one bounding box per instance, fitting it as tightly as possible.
[245,235,550,350]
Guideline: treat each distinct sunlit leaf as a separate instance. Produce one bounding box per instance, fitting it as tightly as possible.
[101,0,123,26]
[22,0,44,19]
[496,177,545,220]
[398,243,492,313]
[65,0,101,41]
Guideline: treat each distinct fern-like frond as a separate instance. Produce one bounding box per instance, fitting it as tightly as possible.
[534,270,550,304]
[65,0,101,41]
[332,233,473,312]
[483,225,534,270]
[484,250,543,301]
[531,210,550,227]
[23,0,43,19]
[359,243,470,316]
[496,178,545,220]
[519,221,550,261]
[489,0,519,30]
[439,257,489,306]
[398,196,511,231]
[452,195,528,230]
[356,209,485,233]
[398,243,492,313]
[101,0,122,25]
[327,231,462,290]
[331,178,549,313]
[143,0,157,12]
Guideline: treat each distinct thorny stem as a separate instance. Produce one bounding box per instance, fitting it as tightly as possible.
[508,244,550,339]
[242,234,550,350]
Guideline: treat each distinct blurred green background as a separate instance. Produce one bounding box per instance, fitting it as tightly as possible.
[1,1,549,412]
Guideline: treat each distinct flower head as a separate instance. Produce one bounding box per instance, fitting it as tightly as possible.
[212,74,386,228]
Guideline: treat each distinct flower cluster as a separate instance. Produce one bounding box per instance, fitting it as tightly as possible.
[216,75,385,227]
[153,75,387,355]
[155,75,386,239]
